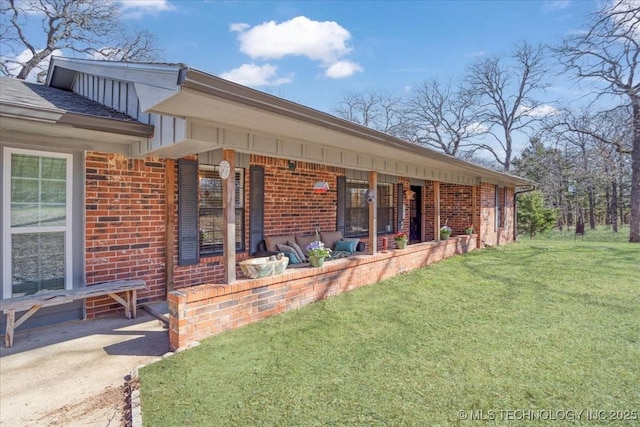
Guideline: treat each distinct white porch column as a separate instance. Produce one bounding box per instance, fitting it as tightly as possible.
[434,181,441,241]
[369,171,377,255]
[223,149,236,283]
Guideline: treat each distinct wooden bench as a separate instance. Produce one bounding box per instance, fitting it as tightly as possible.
[0,279,146,347]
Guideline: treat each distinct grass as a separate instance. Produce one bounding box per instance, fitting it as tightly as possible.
[140,227,639,426]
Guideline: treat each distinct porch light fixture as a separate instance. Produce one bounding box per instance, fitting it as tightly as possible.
[404,189,415,201]
[313,181,330,193]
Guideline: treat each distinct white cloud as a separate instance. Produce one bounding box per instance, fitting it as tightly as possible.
[118,0,175,18]
[518,104,560,117]
[1,48,63,82]
[465,122,489,135]
[325,60,363,79]
[229,22,250,32]
[219,63,292,87]
[230,16,362,80]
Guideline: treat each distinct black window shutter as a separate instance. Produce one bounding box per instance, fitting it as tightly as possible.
[178,159,199,266]
[336,176,346,236]
[249,165,265,255]
[397,183,404,232]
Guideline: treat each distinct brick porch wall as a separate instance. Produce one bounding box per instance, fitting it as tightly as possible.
[168,235,477,350]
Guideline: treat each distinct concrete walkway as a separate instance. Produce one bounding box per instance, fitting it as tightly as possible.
[0,310,169,427]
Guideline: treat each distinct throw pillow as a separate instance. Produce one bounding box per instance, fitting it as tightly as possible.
[335,239,356,253]
[337,238,359,253]
[287,240,307,262]
[283,251,300,264]
[277,243,296,257]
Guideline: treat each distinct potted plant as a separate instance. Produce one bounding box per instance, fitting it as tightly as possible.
[463,224,475,235]
[440,225,452,240]
[306,241,332,267]
[394,231,408,249]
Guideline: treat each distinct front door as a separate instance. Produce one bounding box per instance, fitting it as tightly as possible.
[409,185,422,243]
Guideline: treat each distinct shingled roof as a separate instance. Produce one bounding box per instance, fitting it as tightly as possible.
[0,77,153,137]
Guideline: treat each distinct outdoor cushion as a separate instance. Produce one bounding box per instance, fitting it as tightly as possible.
[287,240,307,262]
[295,235,318,255]
[277,243,296,256]
[282,251,301,264]
[335,238,358,253]
[265,235,295,252]
[320,231,343,249]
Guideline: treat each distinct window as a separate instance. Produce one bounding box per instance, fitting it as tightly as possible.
[344,180,394,237]
[198,165,244,256]
[3,148,73,298]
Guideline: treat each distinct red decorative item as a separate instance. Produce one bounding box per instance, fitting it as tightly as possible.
[382,236,388,252]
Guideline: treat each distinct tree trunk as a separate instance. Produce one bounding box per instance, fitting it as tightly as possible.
[611,180,619,233]
[588,187,596,229]
[605,186,611,226]
[631,102,640,242]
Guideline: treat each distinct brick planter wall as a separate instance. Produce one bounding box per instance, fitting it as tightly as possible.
[168,235,477,350]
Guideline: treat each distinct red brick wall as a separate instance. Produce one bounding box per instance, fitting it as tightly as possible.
[440,183,475,235]
[85,153,166,317]
[168,236,477,350]
[259,157,342,237]
[478,183,515,246]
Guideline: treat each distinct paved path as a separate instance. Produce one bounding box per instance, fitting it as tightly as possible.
[0,312,169,426]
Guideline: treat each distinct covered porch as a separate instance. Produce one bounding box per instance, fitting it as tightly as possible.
[169,234,477,350]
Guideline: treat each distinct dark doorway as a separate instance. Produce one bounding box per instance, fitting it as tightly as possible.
[409,185,422,243]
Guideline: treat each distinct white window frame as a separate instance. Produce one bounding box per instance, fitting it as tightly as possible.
[2,147,73,298]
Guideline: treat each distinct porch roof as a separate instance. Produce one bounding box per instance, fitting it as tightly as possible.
[45,57,533,187]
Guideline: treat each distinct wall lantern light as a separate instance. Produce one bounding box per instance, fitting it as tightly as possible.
[404,189,416,201]
[313,181,330,193]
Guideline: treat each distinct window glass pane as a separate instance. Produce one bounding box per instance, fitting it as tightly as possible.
[378,183,393,208]
[345,180,395,236]
[40,157,67,180]
[11,178,39,203]
[198,166,244,255]
[11,154,39,178]
[11,154,67,227]
[41,180,66,203]
[11,232,65,297]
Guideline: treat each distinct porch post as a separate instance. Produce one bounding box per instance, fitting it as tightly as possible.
[369,171,377,255]
[223,149,236,283]
[472,185,478,245]
[165,159,176,292]
[434,181,441,241]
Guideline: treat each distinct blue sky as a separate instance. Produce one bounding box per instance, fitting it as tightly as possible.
[116,0,599,114]
[4,0,604,149]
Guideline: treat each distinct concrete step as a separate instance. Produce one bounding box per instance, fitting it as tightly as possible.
[141,301,169,326]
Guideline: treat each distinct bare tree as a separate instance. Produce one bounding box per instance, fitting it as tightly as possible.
[556,0,640,242]
[0,0,162,81]
[466,42,551,171]
[334,89,406,136]
[404,79,482,156]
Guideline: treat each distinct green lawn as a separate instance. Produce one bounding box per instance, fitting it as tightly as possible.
[140,227,639,426]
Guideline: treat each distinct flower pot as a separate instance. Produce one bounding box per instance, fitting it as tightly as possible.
[440,232,451,241]
[464,228,474,235]
[395,240,407,249]
[309,255,325,267]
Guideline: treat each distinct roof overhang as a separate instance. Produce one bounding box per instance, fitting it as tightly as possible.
[149,68,532,187]
[43,58,533,187]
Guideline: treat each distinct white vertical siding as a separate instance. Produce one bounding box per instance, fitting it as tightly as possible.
[69,72,188,156]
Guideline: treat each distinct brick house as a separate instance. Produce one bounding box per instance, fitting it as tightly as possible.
[0,57,531,348]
